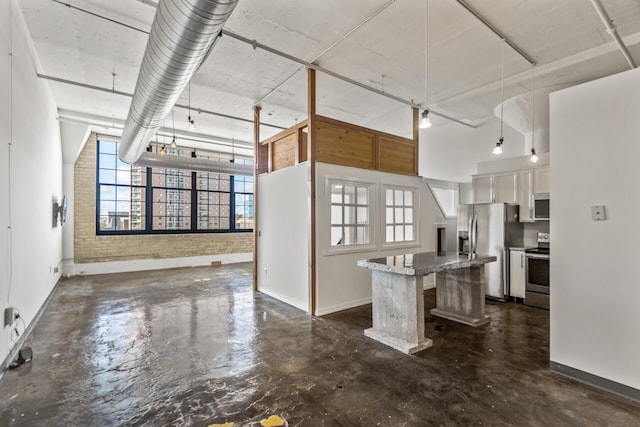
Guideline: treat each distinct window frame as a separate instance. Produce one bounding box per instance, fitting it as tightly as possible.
[325,178,377,255]
[95,139,253,235]
[381,185,420,249]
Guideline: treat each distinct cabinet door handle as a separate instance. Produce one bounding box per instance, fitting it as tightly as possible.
[521,253,523,268]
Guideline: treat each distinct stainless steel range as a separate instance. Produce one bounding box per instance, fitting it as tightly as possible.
[525,232,550,310]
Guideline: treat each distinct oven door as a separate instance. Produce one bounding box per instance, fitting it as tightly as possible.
[525,254,549,294]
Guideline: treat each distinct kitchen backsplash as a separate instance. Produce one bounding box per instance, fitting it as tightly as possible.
[524,221,550,247]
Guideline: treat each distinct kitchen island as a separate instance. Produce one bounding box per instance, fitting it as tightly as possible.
[357,252,497,354]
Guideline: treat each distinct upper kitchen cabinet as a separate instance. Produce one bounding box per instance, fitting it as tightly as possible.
[534,168,550,194]
[519,170,534,222]
[472,175,493,203]
[472,172,518,204]
[494,172,519,204]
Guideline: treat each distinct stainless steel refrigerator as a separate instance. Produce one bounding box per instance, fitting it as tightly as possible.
[457,203,523,301]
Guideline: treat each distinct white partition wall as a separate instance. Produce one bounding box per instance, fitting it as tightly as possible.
[257,164,311,312]
[314,163,441,315]
[550,68,640,396]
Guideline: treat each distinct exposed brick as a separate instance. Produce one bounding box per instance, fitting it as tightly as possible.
[74,134,253,264]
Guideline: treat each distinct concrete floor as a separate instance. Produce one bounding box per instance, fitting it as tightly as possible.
[0,262,638,426]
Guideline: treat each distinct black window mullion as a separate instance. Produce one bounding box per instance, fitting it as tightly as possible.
[190,171,197,231]
[229,175,236,231]
[145,167,153,231]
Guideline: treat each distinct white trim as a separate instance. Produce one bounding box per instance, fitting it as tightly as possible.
[258,287,309,312]
[315,297,372,316]
[381,184,420,248]
[63,252,253,276]
[324,177,378,255]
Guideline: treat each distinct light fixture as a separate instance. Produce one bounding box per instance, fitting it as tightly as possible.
[529,67,539,163]
[419,109,432,129]
[159,145,166,155]
[187,81,196,129]
[494,39,506,155]
[420,0,432,131]
[530,147,539,163]
[171,109,177,150]
[493,137,504,154]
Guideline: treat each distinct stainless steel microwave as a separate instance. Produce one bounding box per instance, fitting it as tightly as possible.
[534,193,550,220]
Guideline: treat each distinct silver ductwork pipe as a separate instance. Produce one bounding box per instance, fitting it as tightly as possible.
[135,152,253,176]
[118,0,240,164]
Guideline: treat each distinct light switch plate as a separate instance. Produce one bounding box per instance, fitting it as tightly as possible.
[591,205,606,221]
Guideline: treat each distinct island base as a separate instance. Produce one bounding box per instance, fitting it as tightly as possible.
[364,328,433,354]
[365,270,432,354]
[430,308,490,327]
[431,266,490,328]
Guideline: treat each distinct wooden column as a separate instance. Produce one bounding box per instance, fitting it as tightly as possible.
[253,106,261,291]
[307,68,317,315]
[412,107,420,175]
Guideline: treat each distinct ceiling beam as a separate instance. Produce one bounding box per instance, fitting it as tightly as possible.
[455,0,536,66]
[222,29,476,128]
[38,73,286,130]
[253,0,397,107]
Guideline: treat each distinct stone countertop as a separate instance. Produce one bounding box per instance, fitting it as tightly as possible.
[357,252,497,277]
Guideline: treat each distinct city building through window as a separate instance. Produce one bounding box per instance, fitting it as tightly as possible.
[97,139,253,234]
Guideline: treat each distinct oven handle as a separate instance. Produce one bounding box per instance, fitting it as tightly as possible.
[525,253,550,260]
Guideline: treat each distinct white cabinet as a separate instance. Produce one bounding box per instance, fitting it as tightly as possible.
[473,172,518,204]
[509,249,526,299]
[472,175,493,203]
[518,170,534,222]
[494,172,519,204]
[534,168,550,194]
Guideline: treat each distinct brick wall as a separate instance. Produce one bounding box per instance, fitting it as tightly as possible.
[74,134,253,263]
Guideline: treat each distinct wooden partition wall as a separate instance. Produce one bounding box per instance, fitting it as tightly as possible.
[257,115,419,176]
[254,67,419,315]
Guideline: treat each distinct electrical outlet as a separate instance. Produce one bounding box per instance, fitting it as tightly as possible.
[4,307,19,327]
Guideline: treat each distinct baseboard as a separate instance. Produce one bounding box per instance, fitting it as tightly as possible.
[550,361,640,403]
[0,276,63,380]
[258,287,309,313]
[64,252,253,276]
[315,297,372,316]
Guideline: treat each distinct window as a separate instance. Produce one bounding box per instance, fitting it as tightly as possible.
[430,187,458,218]
[330,183,370,247]
[385,187,415,243]
[97,139,253,234]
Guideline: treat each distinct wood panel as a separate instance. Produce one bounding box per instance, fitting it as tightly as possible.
[378,136,417,176]
[272,132,297,171]
[315,120,375,170]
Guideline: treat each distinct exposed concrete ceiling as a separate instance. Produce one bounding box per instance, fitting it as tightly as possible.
[18,0,640,146]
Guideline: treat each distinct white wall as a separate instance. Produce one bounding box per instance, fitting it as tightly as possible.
[0,0,64,365]
[59,121,90,271]
[419,116,525,183]
[315,163,441,315]
[257,164,310,312]
[550,68,640,391]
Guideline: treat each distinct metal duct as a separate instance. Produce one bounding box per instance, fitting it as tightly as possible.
[135,152,253,176]
[118,0,239,164]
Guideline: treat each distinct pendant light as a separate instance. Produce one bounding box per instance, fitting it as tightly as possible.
[420,0,432,130]
[187,81,196,129]
[493,39,506,155]
[529,67,539,163]
[170,109,177,149]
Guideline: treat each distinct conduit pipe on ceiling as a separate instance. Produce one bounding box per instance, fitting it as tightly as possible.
[589,0,638,69]
[119,0,240,164]
[134,152,253,176]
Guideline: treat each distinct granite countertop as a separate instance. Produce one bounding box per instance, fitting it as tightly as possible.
[508,246,536,251]
[357,251,497,277]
